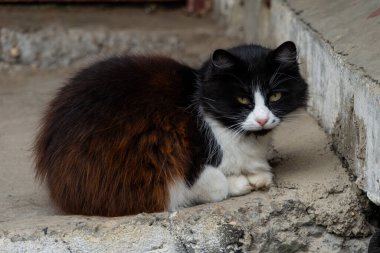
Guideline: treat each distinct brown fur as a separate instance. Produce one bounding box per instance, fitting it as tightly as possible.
[34,56,204,216]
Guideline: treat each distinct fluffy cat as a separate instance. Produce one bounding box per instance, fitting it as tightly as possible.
[34,41,307,216]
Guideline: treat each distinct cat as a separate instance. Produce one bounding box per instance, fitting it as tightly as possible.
[34,41,307,216]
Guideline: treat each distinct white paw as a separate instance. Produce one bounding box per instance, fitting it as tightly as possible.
[227,175,252,197]
[243,161,271,174]
[191,166,228,203]
[247,171,273,190]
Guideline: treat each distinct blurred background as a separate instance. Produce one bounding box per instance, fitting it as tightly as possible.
[0,0,243,72]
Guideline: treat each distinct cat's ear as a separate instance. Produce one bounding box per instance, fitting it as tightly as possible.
[272,41,298,64]
[212,49,237,69]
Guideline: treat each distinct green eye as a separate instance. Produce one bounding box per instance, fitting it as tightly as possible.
[269,92,282,102]
[237,97,250,105]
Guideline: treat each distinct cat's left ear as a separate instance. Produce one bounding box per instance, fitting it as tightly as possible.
[212,49,238,69]
[272,41,298,64]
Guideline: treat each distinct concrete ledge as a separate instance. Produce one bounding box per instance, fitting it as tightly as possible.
[245,0,380,205]
[0,191,370,252]
[0,6,238,70]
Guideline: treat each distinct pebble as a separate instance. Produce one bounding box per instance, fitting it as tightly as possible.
[10,47,20,58]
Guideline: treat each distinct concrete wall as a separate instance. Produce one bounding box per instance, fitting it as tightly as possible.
[238,0,380,205]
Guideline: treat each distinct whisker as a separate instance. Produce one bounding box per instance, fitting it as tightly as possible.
[269,65,281,85]
[202,97,216,102]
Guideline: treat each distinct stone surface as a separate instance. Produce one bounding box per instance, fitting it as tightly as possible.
[242,0,380,206]
[0,6,237,71]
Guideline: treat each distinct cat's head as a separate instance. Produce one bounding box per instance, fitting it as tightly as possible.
[198,41,308,135]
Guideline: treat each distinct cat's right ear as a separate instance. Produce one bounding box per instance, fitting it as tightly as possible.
[272,41,298,64]
[212,49,237,69]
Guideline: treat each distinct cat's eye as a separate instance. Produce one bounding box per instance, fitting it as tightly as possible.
[237,97,250,105]
[269,92,282,102]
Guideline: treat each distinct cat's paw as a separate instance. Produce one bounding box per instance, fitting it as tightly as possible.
[191,166,228,203]
[247,171,273,190]
[207,176,229,202]
[227,175,252,197]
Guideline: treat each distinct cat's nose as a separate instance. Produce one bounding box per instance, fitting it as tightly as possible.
[256,117,268,127]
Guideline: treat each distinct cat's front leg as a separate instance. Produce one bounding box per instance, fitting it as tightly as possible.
[227,174,253,197]
[190,166,229,204]
[246,171,273,190]
[244,160,273,190]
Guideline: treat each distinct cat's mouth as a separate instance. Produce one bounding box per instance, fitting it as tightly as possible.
[249,129,272,136]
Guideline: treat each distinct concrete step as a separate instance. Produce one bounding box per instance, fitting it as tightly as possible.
[0,6,238,70]
[0,4,373,252]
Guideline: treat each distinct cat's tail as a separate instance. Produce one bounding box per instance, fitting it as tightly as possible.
[368,230,380,253]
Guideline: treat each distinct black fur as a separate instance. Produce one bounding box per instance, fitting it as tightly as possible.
[196,41,308,135]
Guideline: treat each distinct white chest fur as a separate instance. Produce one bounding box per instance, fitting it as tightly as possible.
[205,116,272,175]
[168,115,273,210]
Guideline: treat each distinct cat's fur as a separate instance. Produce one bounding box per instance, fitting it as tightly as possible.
[34,41,307,216]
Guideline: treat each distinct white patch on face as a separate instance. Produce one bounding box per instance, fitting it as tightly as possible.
[241,90,280,131]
